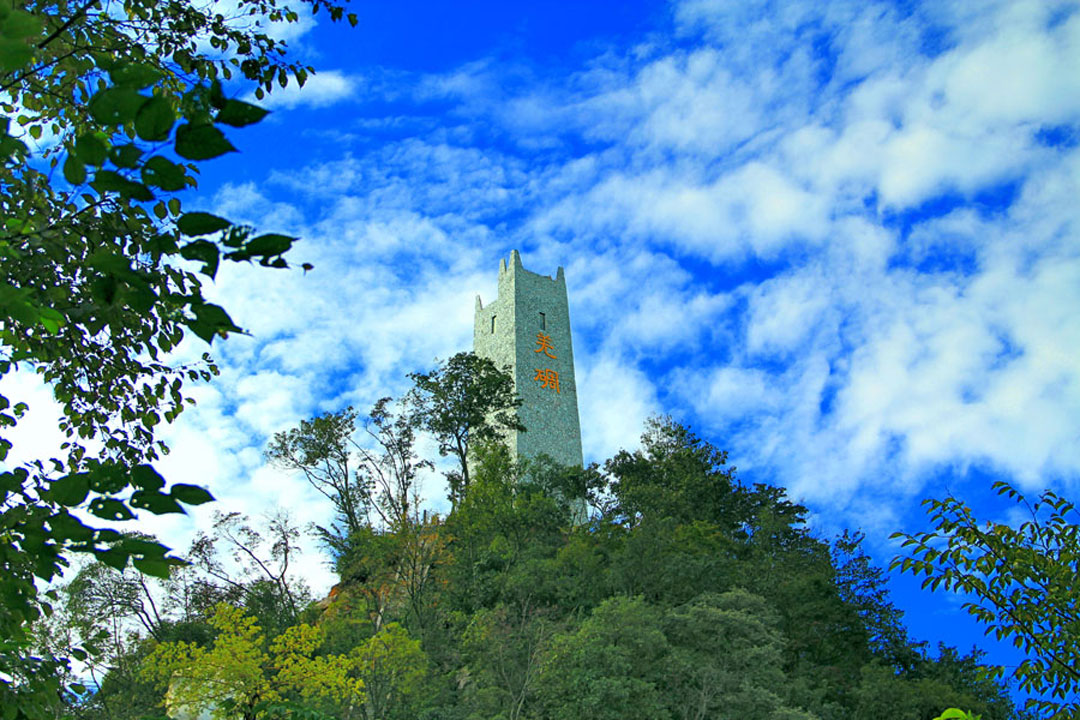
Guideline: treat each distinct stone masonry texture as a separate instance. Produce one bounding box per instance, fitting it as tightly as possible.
[473,250,584,469]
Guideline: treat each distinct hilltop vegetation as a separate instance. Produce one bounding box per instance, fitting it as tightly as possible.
[42,394,1025,720]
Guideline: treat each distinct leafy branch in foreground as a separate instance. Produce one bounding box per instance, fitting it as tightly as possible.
[1,0,356,716]
[893,482,1080,719]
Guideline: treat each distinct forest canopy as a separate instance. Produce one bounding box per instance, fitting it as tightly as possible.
[41,389,1029,720]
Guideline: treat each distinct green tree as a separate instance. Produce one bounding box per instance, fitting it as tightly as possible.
[58,557,164,718]
[406,352,524,502]
[601,416,741,528]
[664,590,817,720]
[143,603,364,720]
[912,645,1021,720]
[64,536,170,641]
[351,622,427,720]
[534,596,672,720]
[442,442,570,614]
[267,399,432,542]
[832,530,919,672]
[268,399,447,638]
[849,658,1015,720]
[934,710,983,720]
[267,406,369,541]
[459,595,556,720]
[186,511,313,637]
[893,482,1080,718]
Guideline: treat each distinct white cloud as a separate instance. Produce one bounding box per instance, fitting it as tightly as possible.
[254,70,359,110]
[746,270,833,356]
[208,0,1077,530]
[577,356,659,463]
[0,371,66,468]
[11,0,1079,599]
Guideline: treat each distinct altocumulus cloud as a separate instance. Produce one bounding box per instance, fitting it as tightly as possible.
[13,0,1070,590]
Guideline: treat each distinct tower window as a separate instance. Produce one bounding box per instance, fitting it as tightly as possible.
[491,315,496,333]
[539,312,546,330]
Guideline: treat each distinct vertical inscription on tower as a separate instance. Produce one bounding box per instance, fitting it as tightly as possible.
[473,250,583,469]
[534,333,560,393]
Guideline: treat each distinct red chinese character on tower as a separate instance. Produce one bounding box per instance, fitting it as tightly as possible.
[534,333,557,359]
[534,368,560,393]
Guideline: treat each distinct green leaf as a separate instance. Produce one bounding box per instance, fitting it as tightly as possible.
[216,99,269,127]
[91,170,154,201]
[94,529,122,543]
[109,143,142,169]
[170,483,214,506]
[87,463,128,494]
[109,63,163,89]
[177,211,231,236]
[116,541,163,563]
[46,473,90,507]
[95,548,129,570]
[74,133,109,166]
[133,556,181,578]
[63,154,86,185]
[90,52,119,71]
[186,302,242,343]
[148,232,179,256]
[87,250,135,277]
[131,464,165,491]
[47,511,93,541]
[208,80,227,110]
[86,250,140,289]
[174,123,236,160]
[37,307,64,334]
[1,10,44,40]
[0,37,34,72]
[0,283,38,325]
[88,498,135,521]
[135,97,175,141]
[246,233,294,258]
[933,711,975,720]
[141,156,186,191]
[180,239,220,278]
[88,87,149,126]
[0,469,24,493]
[130,489,186,515]
[0,118,28,160]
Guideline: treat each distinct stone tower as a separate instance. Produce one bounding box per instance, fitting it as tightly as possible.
[473,250,583,468]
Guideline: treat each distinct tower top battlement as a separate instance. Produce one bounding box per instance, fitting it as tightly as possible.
[476,250,565,312]
[473,251,583,470]
[498,249,565,281]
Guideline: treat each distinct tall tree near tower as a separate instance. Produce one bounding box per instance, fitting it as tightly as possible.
[407,352,524,503]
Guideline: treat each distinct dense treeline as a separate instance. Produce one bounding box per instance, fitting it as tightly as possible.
[40,358,1027,720]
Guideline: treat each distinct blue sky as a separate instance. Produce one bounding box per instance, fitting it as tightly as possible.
[7,0,1080,693]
